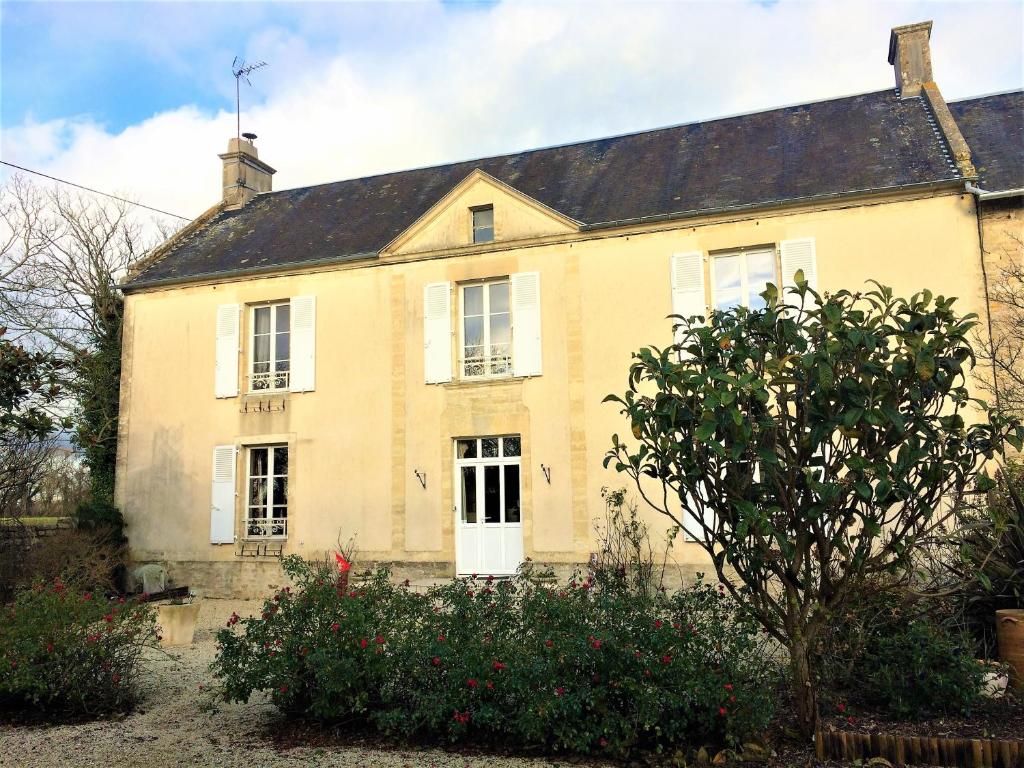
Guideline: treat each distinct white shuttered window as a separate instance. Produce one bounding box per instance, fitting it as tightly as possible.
[215,304,240,398]
[670,252,705,346]
[210,444,237,544]
[511,271,542,377]
[289,295,316,392]
[424,282,453,384]
[780,238,819,308]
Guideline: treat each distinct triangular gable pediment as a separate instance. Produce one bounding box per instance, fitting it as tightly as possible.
[383,169,579,257]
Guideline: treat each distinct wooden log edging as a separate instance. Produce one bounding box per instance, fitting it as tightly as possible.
[815,727,1024,767]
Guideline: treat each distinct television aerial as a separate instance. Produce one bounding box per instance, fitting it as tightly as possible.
[231,57,268,141]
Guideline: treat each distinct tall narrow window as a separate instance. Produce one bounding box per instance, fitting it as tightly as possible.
[472,206,494,244]
[711,248,777,312]
[461,279,511,378]
[246,445,288,538]
[250,302,290,391]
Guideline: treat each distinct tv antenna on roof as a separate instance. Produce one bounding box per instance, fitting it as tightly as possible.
[231,57,268,141]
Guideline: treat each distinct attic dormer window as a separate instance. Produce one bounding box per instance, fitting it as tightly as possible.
[472,206,494,244]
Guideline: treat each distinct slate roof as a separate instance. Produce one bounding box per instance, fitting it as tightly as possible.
[949,91,1024,194]
[128,89,965,288]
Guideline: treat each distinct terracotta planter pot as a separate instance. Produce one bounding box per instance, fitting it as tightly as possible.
[156,601,202,647]
[996,608,1024,688]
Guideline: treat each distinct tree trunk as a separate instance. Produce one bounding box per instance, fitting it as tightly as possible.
[790,639,819,738]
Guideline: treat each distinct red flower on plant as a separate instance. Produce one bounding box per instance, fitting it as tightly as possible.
[112,673,121,684]
[103,613,114,623]
[432,657,441,666]
[654,620,663,629]
[335,552,352,573]
[661,654,672,665]
[375,635,385,645]
[492,660,506,671]
[437,634,445,642]
[279,685,288,694]
[846,716,857,725]
[837,702,846,713]
[719,707,728,716]
[724,682,733,692]
[359,638,368,649]
[555,686,565,697]
[545,639,554,648]
[599,737,608,748]
[331,622,340,633]
[82,592,92,601]
[467,679,478,688]
[46,643,53,653]
[485,680,494,690]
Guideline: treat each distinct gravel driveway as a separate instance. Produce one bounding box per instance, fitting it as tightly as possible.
[0,599,582,768]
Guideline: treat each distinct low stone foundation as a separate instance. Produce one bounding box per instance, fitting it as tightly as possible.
[134,557,716,598]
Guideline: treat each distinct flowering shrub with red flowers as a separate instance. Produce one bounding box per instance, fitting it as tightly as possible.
[213,556,777,758]
[0,578,159,716]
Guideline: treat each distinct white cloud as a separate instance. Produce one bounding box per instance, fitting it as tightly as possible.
[3,0,1021,223]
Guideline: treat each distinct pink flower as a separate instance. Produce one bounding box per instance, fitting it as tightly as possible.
[555,686,565,697]
[837,702,846,713]
[335,552,352,573]
[331,622,340,633]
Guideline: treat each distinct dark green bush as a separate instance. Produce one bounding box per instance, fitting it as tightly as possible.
[214,556,778,758]
[819,588,982,720]
[0,577,159,716]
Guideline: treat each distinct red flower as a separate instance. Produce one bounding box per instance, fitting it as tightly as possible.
[82,592,92,601]
[590,638,602,650]
[837,702,846,713]
[331,622,340,633]
[227,612,240,627]
[452,709,471,724]
[466,589,474,597]
[545,639,554,648]
[492,660,507,671]
[335,552,352,573]
[118,597,126,604]
[661,654,672,665]
[359,638,368,649]
[467,678,478,688]
[103,613,114,623]
[599,737,608,748]
[555,686,565,697]
[46,643,53,653]
[724,682,734,691]
[279,685,288,694]
[654,620,663,629]
[112,673,121,684]
[719,707,728,716]
[485,680,494,690]
[375,635,385,645]
[846,715,857,725]
[437,634,445,642]
[644,669,651,677]
[432,656,441,666]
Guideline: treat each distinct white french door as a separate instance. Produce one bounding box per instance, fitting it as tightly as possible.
[454,435,523,576]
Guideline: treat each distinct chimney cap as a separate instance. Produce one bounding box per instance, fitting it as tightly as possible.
[888,20,932,65]
[242,131,258,142]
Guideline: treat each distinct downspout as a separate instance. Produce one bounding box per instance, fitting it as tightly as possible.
[965,181,1002,412]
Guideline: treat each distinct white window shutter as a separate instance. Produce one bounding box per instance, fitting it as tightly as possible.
[289,295,316,392]
[670,252,705,346]
[215,304,240,398]
[780,238,819,307]
[511,271,542,377]
[423,282,452,384]
[210,444,236,544]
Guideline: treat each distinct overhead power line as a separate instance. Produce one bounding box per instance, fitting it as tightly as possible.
[0,160,191,220]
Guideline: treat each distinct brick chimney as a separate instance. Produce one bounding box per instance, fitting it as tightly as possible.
[888,21,933,99]
[219,134,276,209]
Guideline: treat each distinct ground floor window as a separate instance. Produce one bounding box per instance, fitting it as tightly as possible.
[246,445,288,537]
[455,435,523,575]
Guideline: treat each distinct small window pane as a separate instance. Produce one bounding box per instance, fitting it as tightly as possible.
[457,439,477,459]
[504,465,520,523]
[276,303,290,330]
[473,207,494,229]
[461,466,477,523]
[489,282,509,313]
[714,255,742,292]
[249,478,267,506]
[481,438,499,458]
[273,478,288,506]
[464,315,484,349]
[254,307,271,335]
[502,436,521,457]
[474,226,494,244]
[254,335,271,364]
[490,313,510,345]
[249,448,268,476]
[484,465,500,523]
[464,285,484,316]
[273,447,288,475]
[275,332,290,362]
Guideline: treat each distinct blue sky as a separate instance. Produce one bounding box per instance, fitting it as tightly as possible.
[2,1,1021,221]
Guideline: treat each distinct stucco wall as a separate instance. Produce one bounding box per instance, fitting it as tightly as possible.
[116,189,984,595]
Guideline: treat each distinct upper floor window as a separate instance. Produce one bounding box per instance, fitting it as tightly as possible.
[461,279,511,378]
[251,301,290,391]
[472,205,494,244]
[711,248,776,312]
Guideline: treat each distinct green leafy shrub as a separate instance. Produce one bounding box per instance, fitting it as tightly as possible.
[819,589,982,720]
[214,556,777,758]
[0,578,159,716]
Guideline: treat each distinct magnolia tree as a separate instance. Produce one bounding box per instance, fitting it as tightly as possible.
[604,277,1022,736]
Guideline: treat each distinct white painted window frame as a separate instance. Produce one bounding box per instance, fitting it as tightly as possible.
[454,436,522,525]
[249,301,291,392]
[459,278,512,380]
[710,246,778,312]
[244,444,289,539]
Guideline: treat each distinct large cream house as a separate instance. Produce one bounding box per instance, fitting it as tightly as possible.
[117,22,1022,596]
